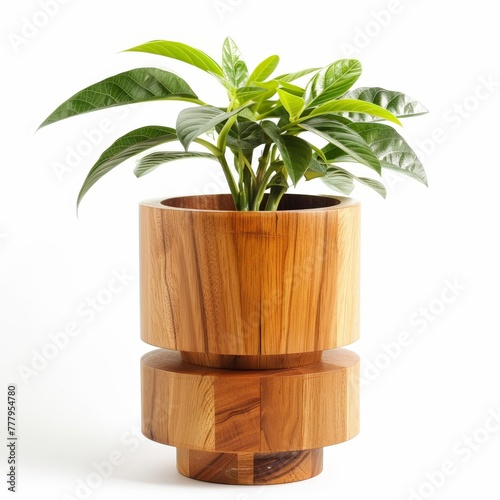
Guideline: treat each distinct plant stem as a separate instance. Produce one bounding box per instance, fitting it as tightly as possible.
[310,142,329,163]
[257,143,271,182]
[194,138,239,205]
[218,154,240,206]
[265,186,287,211]
[193,138,223,157]
[265,192,285,211]
[217,114,238,153]
[255,106,281,121]
[279,121,303,132]
[270,144,278,163]
[251,162,281,211]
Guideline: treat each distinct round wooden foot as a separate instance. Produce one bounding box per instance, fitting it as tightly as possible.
[176,448,323,485]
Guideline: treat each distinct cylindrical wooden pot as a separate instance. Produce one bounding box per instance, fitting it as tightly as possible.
[139,193,360,485]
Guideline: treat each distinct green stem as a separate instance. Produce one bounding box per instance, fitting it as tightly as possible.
[270,144,278,163]
[242,168,252,211]
[217,114,238,153]
[310,142,329,163]
[238,151,256,184]
[255,106,282,121]
[257,143,271,182]
[194,138,239,204]
[280,121,304,132]
[265,186,287,211]
[242,154,256,182]
[251,162,282,211]
[218,154,240,205]
[193,138,223,157]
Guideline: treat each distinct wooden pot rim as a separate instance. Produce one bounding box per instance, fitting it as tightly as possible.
[140,193,359,213]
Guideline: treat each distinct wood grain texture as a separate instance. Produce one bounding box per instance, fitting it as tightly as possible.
[140,193,360,355]
[180,351,322,369]
[176,448,323,485]
[141,348,360,453]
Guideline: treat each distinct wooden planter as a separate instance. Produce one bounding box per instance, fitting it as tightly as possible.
[140,193,360,485]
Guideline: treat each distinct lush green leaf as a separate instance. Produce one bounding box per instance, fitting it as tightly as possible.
[125,40,224,76]
[350,122,427,184]
[238,107,257,121]
[309,160,386,197]
[134,151,216,177]
[305,156,328,180]
[245,79,297,99]
[306,157,355,193]
[222,37,249,89]
[235,86,276,104]
[176,104,250,150]
[275,67,320,83]
[39,68,198,128]
[255,100,284,118]
[304,59,362,107]
[307,99,402,125]
[225,121,267,152]
[329,164,387,197]
[247,55,280,84]
[356,176,387,197]
[277,88,305,120]
[341,87,428,121]
[252,80,279,91]
[277,80,304,96]
[308,113,353,125]
[261,121,312,186]
[267,172,288,188]
[322,168,355,195]
[77,126,177,207]
[301,117,381,173]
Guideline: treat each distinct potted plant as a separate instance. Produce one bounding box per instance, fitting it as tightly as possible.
[39,37,428,485]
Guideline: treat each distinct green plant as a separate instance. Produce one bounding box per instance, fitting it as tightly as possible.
[39,38,428,211]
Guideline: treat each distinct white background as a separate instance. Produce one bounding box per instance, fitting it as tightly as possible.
[2,0,500,499]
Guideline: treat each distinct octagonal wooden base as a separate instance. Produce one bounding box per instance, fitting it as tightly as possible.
[141,349,359,485]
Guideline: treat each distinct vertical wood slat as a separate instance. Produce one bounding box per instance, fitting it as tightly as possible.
[214,376,261,452]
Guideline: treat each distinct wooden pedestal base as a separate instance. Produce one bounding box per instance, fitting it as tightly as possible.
[141,349,359,485]
[177,448,323,485]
